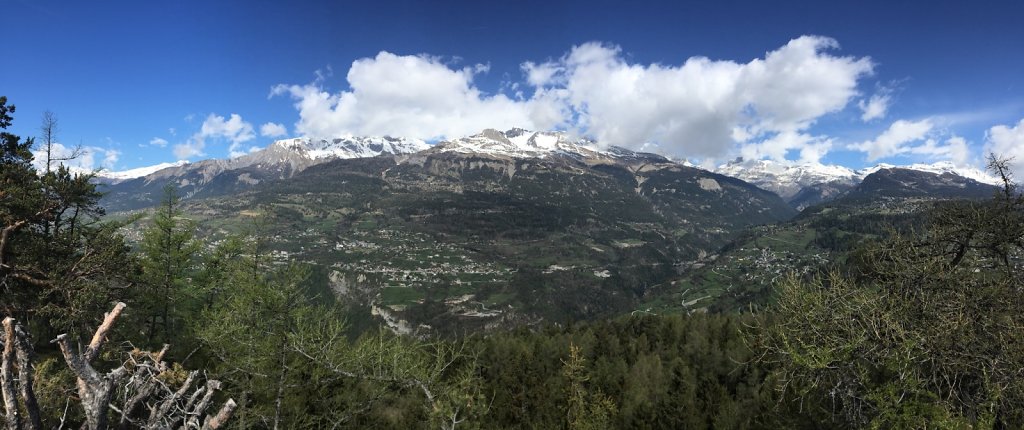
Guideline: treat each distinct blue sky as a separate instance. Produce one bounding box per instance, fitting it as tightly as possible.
[4,0,1023,172]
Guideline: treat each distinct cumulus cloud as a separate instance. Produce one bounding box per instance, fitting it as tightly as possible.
[101,148,121,169]
[260,122,288,138]
[173,140,204,160]
[201,113,255,144]
[532,36,873,160]
[31,143,120,172]
[858,88,892,122]
[272,36,873,163]
[521,61,562,87]
[850,119,934,161]
[173,113,257,160]
[740,131,834,164]
[271,52,546,140]
[985,118,1024,175]
[905,136,971,166]
[149,137,169,147]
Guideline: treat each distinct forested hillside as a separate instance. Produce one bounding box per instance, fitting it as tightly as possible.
[3,96,1024,428]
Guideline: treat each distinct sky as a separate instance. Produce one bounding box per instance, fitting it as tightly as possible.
[4,0,1024,174]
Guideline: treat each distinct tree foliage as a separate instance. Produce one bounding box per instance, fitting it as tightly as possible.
[195,224,485,429]
[138,185,200,346]
[758,155,1024,428]
[0,97,135,339]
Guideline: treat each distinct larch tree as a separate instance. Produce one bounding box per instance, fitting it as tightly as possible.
[756,155,1024,428]
[138,184,200,346]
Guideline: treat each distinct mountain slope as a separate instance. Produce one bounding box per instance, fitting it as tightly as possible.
[641,167,1002,314]
[137,140,795,334]
[714,158,1001,210]
[715,158,860,201]
[839,167,998,202]
[101,135,427,211]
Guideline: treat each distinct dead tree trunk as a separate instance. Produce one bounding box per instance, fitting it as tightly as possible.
[2,318,20,430]
[53,303,129,430]
[12,324,40,430]
[1,318,42,430]
[3,303,234,430]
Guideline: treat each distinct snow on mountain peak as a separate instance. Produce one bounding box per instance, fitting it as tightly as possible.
[272,135,430,159]
[92,161,190,183]
[859,161,1001,185]
[715,158,860,199]
[433,128,626,162]
[715,157,1002,199]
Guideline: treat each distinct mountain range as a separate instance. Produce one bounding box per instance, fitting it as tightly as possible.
[97,128,1000,333]
[101,128,797,333]
[714,157,1000,210]
[100,128,1000,212]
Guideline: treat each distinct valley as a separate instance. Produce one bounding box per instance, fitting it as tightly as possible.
[102,128,999,335]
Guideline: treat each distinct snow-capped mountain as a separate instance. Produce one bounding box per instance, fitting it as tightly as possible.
[101,126,1000,213]
[715,158,861,200]
[429,128,673,166]
[432,128,600,158]
[715,158,1002,202]
[95,161,190,184]
[101,134,430,211]
[859,161,1000,186]
[273,135,429,160]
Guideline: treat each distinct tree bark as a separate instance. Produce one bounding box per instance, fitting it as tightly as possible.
[2,318,20,430]
[12,324,41,430]
[201,399,236,430]
[54,302,129,430]
[272,343,288,430]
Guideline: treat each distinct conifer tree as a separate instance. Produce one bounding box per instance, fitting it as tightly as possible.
[757,155,1024,428]
[0,96,134,337]
[138,184,199,346]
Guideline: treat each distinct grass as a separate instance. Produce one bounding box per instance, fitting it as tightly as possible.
[379,287,425,306]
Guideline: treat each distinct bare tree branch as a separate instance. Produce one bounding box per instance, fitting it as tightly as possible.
[85,302,127,363]
[201,399,237,430]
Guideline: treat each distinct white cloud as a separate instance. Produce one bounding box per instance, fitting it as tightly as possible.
[521,61,562,87]
[984,118,1024,175]
[542,36,873,160]
[173,140,204,160]
[850,119,934,161]
[858,89,892,122]
[272,52,544,140]
[200,113,255,145]
[173,113,257,160]
[101,149,120,169]
[31,143,120,172]
[740,131,834,164]
[260,122,288,138]
[273,36,873,163]
[907,136,971,166]
[149,137,169,147]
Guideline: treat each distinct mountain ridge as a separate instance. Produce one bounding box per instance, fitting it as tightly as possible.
[99,128,999,213]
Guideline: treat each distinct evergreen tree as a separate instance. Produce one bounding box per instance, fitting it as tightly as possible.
[563,343,616,430]
[138,184,200,346]
[194,222,485,429]
[0,96,135,338]
[757,155,1024,428]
